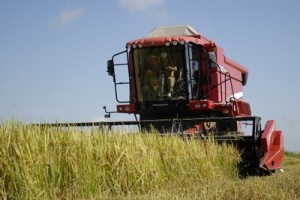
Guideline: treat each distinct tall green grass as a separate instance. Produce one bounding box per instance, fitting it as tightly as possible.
[0,121,240,199]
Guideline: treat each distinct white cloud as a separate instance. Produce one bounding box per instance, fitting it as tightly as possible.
[147,9,171,22]
[53,8,85,27]
[118,0,165,11]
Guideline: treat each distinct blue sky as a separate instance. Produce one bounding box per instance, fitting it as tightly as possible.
[1,0,300,152]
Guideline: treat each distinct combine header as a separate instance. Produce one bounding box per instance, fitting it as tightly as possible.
[104,25,284,175]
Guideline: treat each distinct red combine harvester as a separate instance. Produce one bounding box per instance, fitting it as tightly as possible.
[105,25,284,175]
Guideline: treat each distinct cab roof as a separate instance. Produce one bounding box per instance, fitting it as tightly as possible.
[127,25,210,47]
[144,25,199,38]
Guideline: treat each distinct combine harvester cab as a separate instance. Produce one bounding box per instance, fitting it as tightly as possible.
[105,25,284,175]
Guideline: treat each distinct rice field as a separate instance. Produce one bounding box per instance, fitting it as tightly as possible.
[0,121,299,199]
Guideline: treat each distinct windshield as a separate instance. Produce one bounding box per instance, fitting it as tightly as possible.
[132,46,186,102]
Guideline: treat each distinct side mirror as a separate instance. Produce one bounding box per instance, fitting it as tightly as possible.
[242,73,248,86]
[208,52,217,68]
[107,60,115,76]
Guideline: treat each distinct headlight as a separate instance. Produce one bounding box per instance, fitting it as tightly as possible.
[195,103,201,108]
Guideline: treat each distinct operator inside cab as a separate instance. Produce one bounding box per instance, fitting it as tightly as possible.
[133,46,187,102]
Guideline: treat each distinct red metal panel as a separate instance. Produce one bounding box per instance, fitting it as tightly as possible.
[208,68,220,102]
[233,101,251,116]
[260,120,285,171]
[117,104,136,113]
[224,56,248,75]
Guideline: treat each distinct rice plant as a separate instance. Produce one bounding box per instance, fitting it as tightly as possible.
[0,120,255,199]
